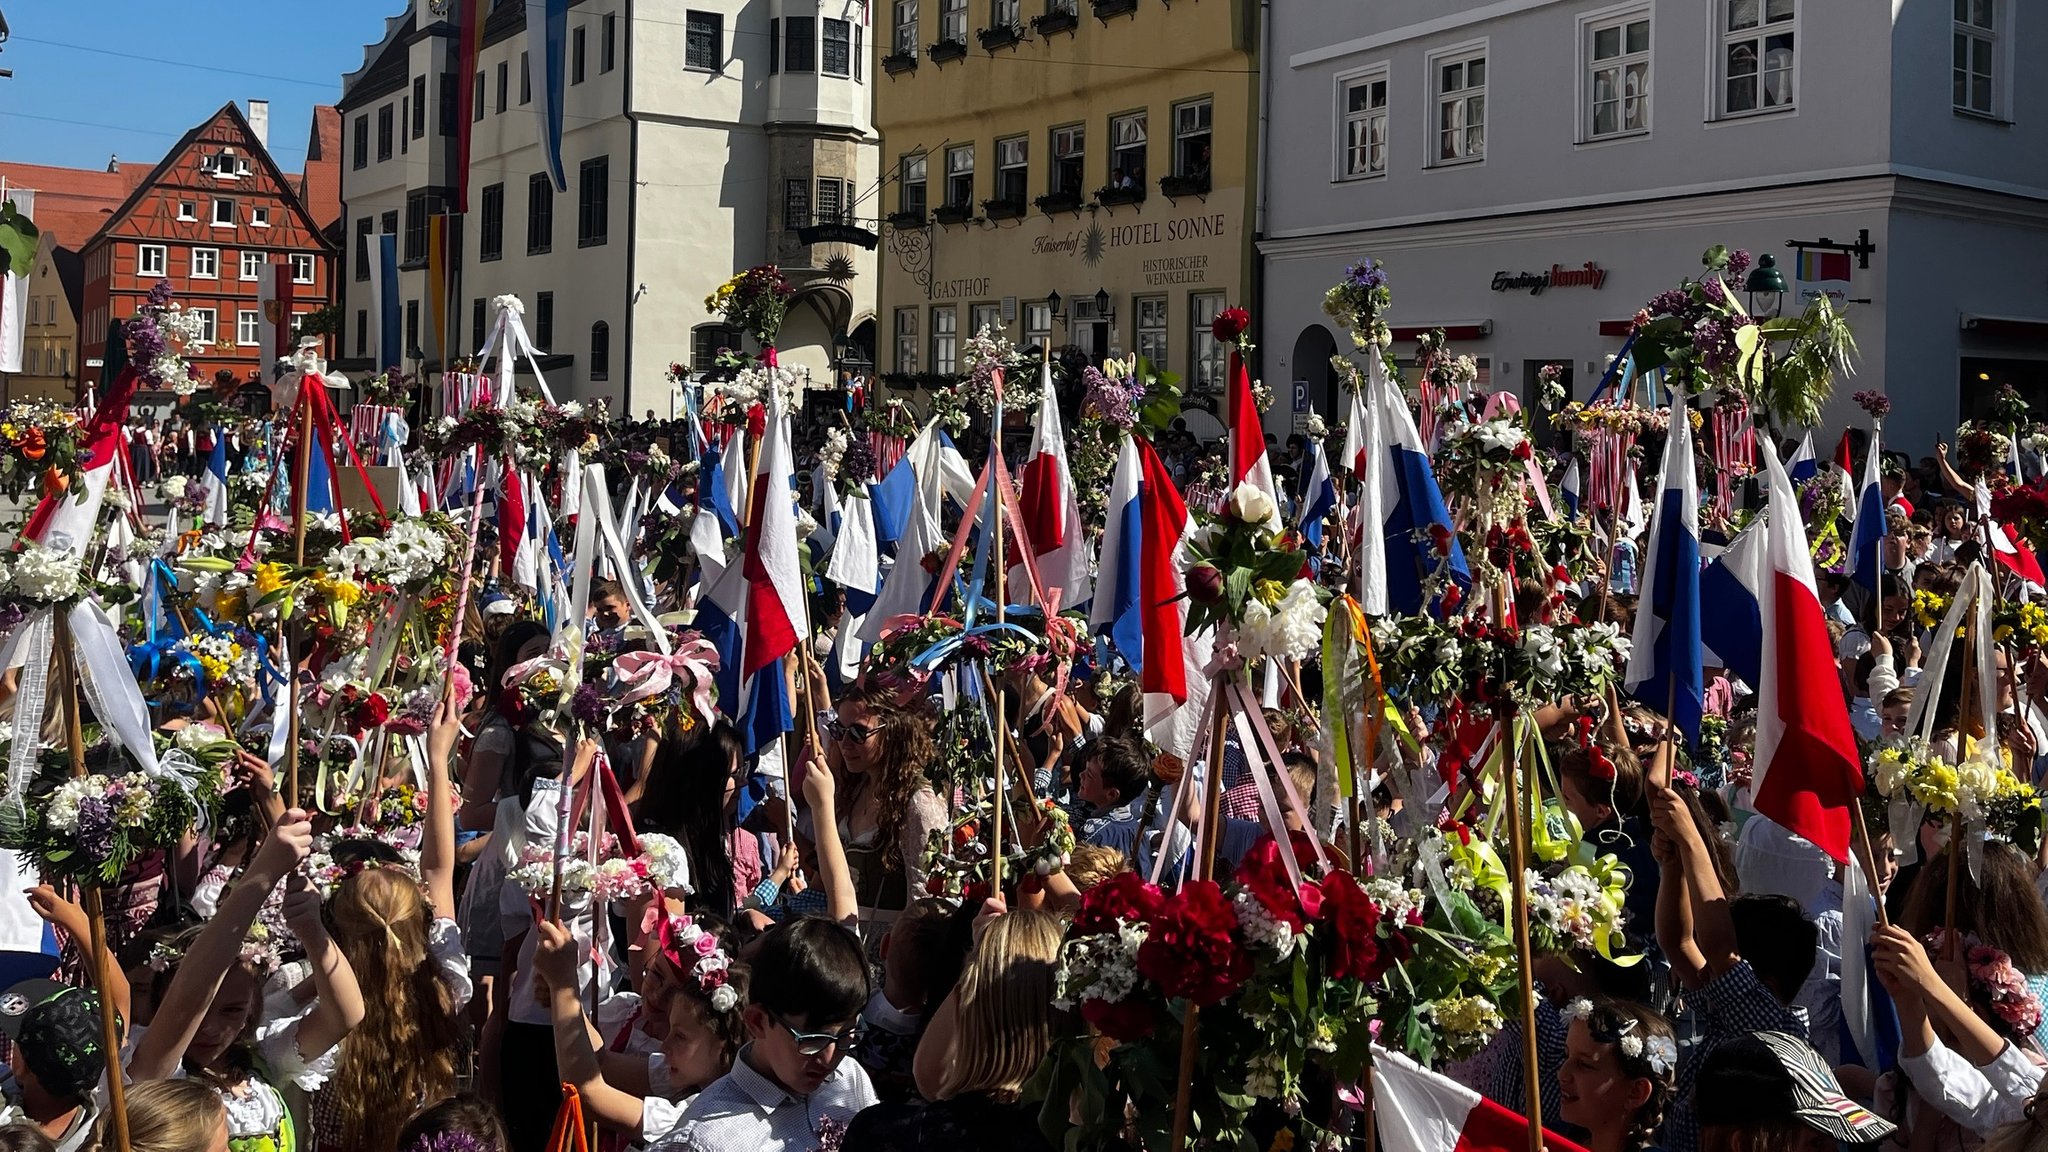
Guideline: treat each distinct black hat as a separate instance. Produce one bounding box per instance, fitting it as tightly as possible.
[0,979,108,1104]
[1694,1032,1896,1144]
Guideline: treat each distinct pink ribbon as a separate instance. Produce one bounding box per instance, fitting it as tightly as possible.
[609,638,721,718]
[501,653,567,689]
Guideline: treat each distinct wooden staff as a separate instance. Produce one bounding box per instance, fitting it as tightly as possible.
[53,612,130,1152]
[990,371,1012,897]
[1501,710,1544,1152]
[1849,798,1892,928]
[1170,694,1234,1152]
[1943,629,1977,960]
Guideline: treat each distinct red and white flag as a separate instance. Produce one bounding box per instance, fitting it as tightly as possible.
[1012,358,1091,608]
[740,369,805,678]
[1372,1045,1592,1152]
[1753,437,1864,863]
[1226,347,1278,511]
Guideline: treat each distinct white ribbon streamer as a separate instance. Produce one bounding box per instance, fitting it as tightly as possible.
[5,613,53,809]
[70,601,159,776]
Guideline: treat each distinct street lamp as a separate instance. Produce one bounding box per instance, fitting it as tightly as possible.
[1093,287,1111,316]
[1046,290,1063,322]
[1745,253,1788,318]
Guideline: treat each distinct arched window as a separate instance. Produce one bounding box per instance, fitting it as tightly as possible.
[590,321,610,381]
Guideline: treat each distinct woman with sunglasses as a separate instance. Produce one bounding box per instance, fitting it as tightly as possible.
[815,679,946,940]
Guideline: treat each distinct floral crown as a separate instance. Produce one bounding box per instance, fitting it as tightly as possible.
[400,1131,498,1152]
[304,827,425,899]
[653,913,739,1015]
[1561,998,1676,1076]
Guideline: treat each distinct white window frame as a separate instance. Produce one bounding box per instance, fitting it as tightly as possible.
[1109,110,1147,185]
[970,302,1003,337]
[211,198,236,227]
[1171,98,1212,178]
[894,307,919,372]
[1426,40,1487,166]
[894,0,919,55]
[190,247,219,279]
[1024,301,1051,352]
[1580,6,1651,142]
[236,309,261,346]
[138,244,167,277]
[177,201,197,222]
[1136,294,1168,367]
[930,305,958,375]
[1953,0,2006,119]
[1051,124,1084,195]
[944,145,974,209]
[291,254,316,284]
[1333,64,1389,180]
[240,251,265,280]
[939,0,967,42]
[995,135,1028,205]
[993,0,1019,27]
[1713,0,1796,120]
[189,307,217,346]
[1190,291,1226,393]
[251,205,271,228]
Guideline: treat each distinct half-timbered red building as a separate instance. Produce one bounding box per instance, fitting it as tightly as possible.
[80,102,337,396]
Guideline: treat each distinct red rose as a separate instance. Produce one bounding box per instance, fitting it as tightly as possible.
[1319,870,1391,983]
[1073,871,1165,937]
[1235,836,1323,932]
[1081,996,1156,1042]
[352,693,391,729]
[1211,307,1251,345]
[1429,523,1453,555]
[1440,584,1464,613]
[1136,880,1252,1006]
[1185,563,1225,605]
[1512,440,1533,461]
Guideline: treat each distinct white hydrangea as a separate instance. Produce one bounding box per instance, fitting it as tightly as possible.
[1239,579,1327,663]
[1362,878,1424,925]
[1233,889,1299,958]
[328,519,449,588]
[638,833,693,893]
[7,541,82,603]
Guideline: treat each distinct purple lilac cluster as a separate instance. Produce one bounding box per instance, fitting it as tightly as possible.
[570,682,606,725]
[1725,249,1753,279]
[841,436,877,484]
[1083,365,1144,429]
[1852,390,1892,420]
[122,281,177,382]
[1345,258,1388,292]
[74,795,116,863]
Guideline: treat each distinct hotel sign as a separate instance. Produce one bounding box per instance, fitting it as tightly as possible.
[1490,262,1608,295]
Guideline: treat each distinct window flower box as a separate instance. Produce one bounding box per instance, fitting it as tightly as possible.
[1034,191,1083,215]
[1159,173,1210,199]
[927,39,968,64]
[933,203,976,226]
[982,197,1026,220]
[882,51,919,74]
[978,24,1024,50]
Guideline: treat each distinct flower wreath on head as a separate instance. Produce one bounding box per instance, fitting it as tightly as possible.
[303,827,425,900]
[648,911,739,1014]
[1561,998,1676,1075]
[401,1132,497,1152]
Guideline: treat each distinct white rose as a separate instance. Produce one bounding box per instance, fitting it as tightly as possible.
[1226,481,1281,531]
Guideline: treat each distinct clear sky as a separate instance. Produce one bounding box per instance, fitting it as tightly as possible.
[0,1,393,172]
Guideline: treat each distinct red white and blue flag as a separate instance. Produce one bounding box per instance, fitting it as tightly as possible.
[1013,359,1091,608]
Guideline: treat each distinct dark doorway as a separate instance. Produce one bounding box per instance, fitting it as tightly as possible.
[1290,324,1340,419]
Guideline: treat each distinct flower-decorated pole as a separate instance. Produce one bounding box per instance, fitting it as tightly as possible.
[52,609,132,1152]
[1168,692,1233,1152]
[991,368,1007,897]
[286,383,314,806]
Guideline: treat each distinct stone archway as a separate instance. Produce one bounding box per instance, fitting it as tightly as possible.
[1291,323,1341,421]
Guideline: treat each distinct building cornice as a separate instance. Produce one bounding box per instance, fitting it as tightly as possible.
[1287,0,1575,70]
[1261,164,2048,258]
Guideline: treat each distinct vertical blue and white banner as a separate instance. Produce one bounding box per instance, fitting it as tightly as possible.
[367,233,402,369]
[527,0,570,192]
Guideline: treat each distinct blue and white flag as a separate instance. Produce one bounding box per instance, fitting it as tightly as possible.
[1699,517,1766,685]
[1358,352,1468,617]
[367,233,401,370]
[1560,456,1582,519]
[201,436,231,528]
[1625,393,1704,742]
[1787,432,1818,487]
[1297,438,1336,565]
[859,423,973,642]
[1849,430,1889,593]
[526,0,569,191]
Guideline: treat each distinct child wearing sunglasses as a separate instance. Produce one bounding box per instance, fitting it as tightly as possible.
[653,918,876,1152]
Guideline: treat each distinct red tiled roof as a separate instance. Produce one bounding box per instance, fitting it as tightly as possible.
[299,105,343,233]
[0,160,144,249]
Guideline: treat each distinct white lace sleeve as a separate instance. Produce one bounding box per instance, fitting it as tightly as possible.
[255,1014,340,1092]
[429,917,475,1012]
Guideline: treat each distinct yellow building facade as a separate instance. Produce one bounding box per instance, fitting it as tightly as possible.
[873,0,1259,405]
[12,233,83,403]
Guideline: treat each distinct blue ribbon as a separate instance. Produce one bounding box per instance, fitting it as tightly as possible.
[1585,330,1640,404]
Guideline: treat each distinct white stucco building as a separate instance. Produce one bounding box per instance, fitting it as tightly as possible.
[1259,0,2048,450]
[338,0,879,415]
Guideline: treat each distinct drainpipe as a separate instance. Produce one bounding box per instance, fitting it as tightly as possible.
[1251,0,1272,384]
[621,0,639,415]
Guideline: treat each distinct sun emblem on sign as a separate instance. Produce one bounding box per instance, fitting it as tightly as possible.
[1082,222,1106,267]
[823,255,857,281]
